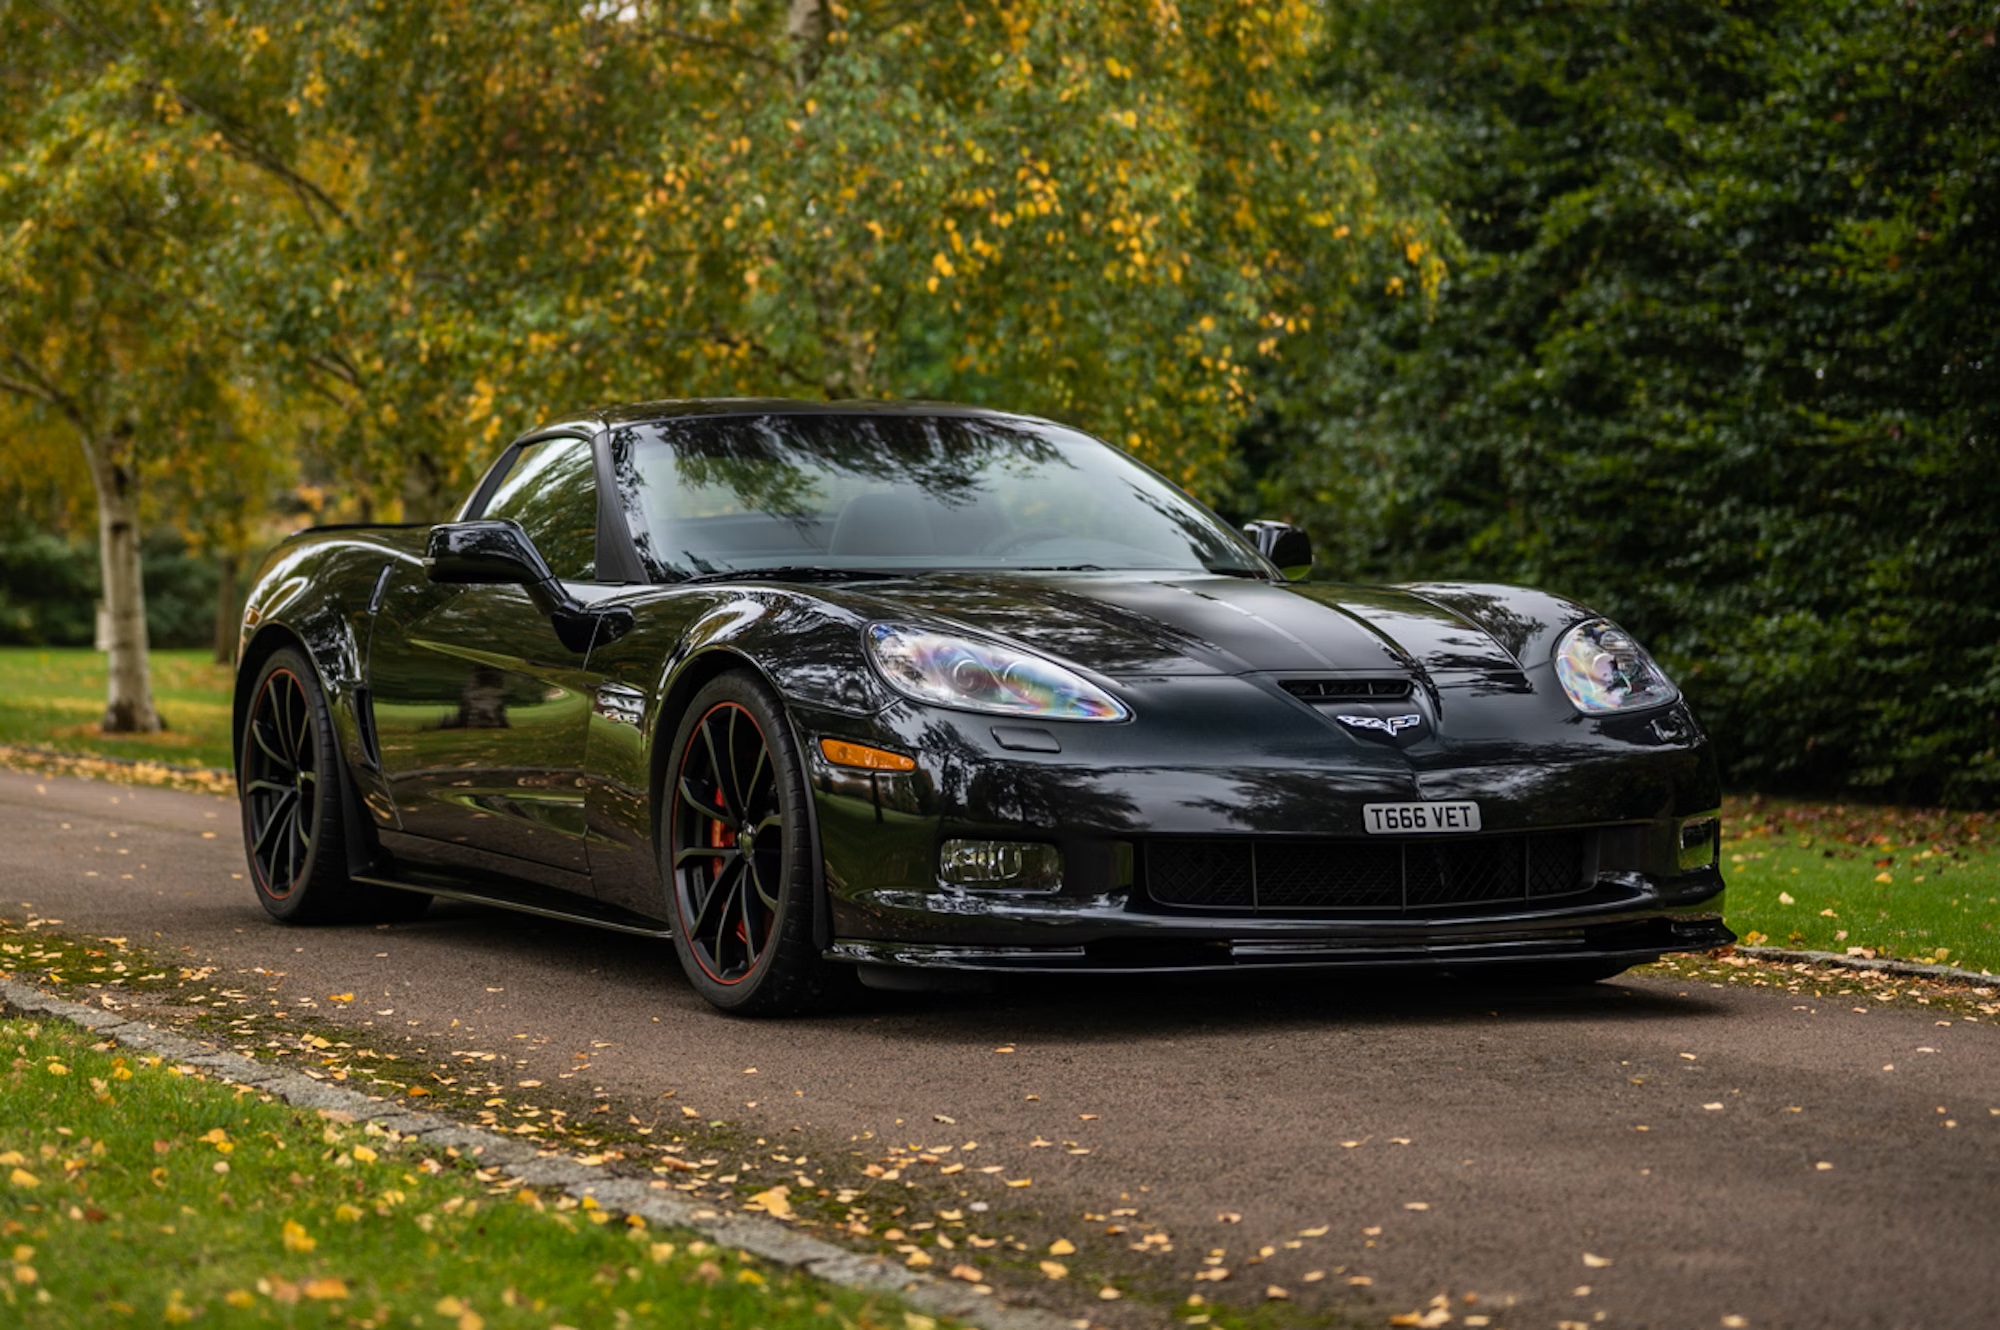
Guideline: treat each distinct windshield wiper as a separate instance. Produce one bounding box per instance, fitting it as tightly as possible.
[676,565,904,586]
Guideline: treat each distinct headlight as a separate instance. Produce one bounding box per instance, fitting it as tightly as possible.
[1553,619,1679,713]
[865,624,1128,721]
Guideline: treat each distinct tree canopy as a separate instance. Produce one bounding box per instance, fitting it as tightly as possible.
[1254,0,1999,803]
[2,0,1994,800]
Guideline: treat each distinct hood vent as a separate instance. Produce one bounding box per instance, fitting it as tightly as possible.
[1280,677,1413,703]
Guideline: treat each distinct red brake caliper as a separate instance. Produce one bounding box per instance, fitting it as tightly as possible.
[708,814,747,943]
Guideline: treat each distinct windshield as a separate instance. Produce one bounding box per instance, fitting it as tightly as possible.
[606,412,1267,580]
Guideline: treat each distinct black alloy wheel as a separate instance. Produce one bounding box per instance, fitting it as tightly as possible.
[665,672,827,1014]
[239,645,425,924]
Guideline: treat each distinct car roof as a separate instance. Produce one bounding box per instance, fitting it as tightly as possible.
[589,398,1037,428]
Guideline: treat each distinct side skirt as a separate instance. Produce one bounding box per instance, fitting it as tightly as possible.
[352,872,674,940]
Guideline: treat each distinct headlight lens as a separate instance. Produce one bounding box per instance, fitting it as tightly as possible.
[866,624,1128,721]
[1553,619,1679,713]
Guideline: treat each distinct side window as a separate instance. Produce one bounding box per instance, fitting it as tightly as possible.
[479,438,598,581]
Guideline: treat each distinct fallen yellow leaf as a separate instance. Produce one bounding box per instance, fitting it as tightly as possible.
[1049,1238,1076,1255]
[1039,1261,1068,1279]
[282,1219,316,1253]
[748,1186,793,1220]
[302,1277,348,1300]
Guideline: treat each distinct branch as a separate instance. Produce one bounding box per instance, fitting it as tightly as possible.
[304,350,365,393]
[29,0,350,231]
[0,351,93,436]
[638,22,787,73]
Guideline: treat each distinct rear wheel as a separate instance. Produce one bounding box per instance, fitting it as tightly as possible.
[239,646,427,924]
[664,672,828,1015]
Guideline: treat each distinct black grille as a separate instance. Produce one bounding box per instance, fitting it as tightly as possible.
[1140,833,1591,915]
[1280,677,1414,703]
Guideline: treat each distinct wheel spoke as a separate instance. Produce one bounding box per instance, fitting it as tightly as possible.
[747,850,781,911]
[252,717,289,770]
[674,843,739,868]
[726,707,755,816]
[699,717,735,820]
[246,778,291,797]
[739,884,764,957]
[739,743,768,822]
[252,790,297,858]
[707,875,741,970]
[677,775,729,824]
[292,687,311,765]
[280,808,300,887]
[687,855,741,941]
[273,681,297,763]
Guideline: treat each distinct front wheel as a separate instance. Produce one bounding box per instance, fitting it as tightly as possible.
[238,646,427,924]
[664,672,829,1015]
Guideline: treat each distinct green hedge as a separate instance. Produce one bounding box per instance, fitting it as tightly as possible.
[0,531,221,651]
[1250,0,1999,804]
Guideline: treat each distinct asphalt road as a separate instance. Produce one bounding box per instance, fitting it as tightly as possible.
[2,768,1996,1330]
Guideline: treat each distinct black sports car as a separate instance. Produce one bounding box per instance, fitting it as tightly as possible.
[234,400,1730,1013]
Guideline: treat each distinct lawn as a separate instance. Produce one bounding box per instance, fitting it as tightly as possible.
[1719,796,1998,974]
[0,1014,925,1328]
[0,648,234,770]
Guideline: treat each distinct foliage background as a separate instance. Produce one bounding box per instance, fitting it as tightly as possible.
[0,0,1994,801]
[1245,0,1999,804]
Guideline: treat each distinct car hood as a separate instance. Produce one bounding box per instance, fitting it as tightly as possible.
[845,573,1568,684]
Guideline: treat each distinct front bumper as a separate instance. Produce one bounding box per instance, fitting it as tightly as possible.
[799,678,1730,973]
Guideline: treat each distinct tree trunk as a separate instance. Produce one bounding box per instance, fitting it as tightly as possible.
[81,437,161,734]
[212,551,240,665]
[787,0,830,87]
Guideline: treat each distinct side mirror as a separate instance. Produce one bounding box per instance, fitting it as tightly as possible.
[425,519,553,586]
[1242,520,1312,581]
[424,520,632,654]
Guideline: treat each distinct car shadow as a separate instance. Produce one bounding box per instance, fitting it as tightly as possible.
[391,899,1729,1039]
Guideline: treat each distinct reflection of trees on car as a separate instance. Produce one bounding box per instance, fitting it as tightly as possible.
[607,411,1263,579]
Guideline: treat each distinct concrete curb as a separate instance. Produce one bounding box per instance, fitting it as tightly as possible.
[0,977,1077,1330]
[1736,945,1998,989]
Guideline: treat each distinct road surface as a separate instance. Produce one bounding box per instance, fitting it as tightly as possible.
[1,769,1994,1330]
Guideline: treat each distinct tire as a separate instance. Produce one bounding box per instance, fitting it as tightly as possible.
[238,646,428,924]
[663,671,829,1015]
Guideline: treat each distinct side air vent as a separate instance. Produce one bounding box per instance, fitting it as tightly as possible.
[1280,677,1414,703]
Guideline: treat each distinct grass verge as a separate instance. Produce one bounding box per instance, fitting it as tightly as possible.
[0,917,1341,1330]
[1719,796,1998,974]
[0,1010,936,1329]
[0,648,234,771]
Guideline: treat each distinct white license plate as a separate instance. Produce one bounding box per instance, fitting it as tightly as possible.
[1362,801,1483,835]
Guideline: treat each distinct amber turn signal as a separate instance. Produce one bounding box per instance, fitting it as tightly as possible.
[818,737,917,772]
